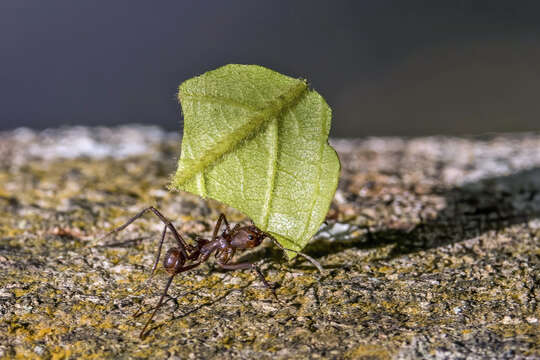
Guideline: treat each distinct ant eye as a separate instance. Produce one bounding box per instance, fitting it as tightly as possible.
[248,235,254,240]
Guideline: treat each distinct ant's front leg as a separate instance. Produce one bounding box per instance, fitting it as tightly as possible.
[265,234,324,274]
[217,261,280,302]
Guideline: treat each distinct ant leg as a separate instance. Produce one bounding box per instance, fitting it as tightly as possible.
[139,274,175,339]
[220,213,231,230]
[212,213,232,241]
[150,224,167,277]
[132,224,169,294]
[212,214,224,242]
[217,262,280,302]
[230,224,241,235]
[103,206,191,258]
[267,236,324,273]
[139,262,202,339]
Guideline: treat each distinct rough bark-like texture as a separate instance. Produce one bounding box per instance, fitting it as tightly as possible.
[1,126,539,359]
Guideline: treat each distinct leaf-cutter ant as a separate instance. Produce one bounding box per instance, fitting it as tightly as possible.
[102,206,323,338]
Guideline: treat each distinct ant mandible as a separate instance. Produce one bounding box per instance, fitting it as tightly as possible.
[102,206,323,338]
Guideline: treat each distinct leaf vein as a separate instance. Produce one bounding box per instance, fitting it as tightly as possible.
[182,94,260,112]
[261,118,278,228]
[173,81,307,189]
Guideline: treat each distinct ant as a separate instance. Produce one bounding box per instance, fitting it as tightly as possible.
[102,206,323,338]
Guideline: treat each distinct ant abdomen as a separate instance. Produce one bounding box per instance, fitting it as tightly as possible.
[163,248,186,274]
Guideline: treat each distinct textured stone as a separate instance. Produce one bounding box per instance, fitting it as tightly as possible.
[0,127,539,359]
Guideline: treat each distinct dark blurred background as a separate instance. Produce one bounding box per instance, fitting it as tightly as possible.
[1,0,539,137]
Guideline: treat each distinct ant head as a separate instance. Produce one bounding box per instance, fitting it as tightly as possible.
[230,226,266,249]
[163,247,186,274]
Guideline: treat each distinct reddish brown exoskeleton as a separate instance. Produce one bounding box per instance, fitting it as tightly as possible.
[102,207,323,338]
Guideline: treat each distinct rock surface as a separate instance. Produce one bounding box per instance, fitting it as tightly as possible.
[0,126,539,359]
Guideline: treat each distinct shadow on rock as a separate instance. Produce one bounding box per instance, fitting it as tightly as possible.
[304,167,540,260]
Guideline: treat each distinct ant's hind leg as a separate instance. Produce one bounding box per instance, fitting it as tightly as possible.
[132,223,171,295]
[138,262,202,338]
[102,207,155,238]
[139,274,175,339]
[217,262,281,303]
[102,206,191,258]
[149,224,168,277]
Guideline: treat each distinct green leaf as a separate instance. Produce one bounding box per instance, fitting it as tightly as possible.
[170,64,340,258]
